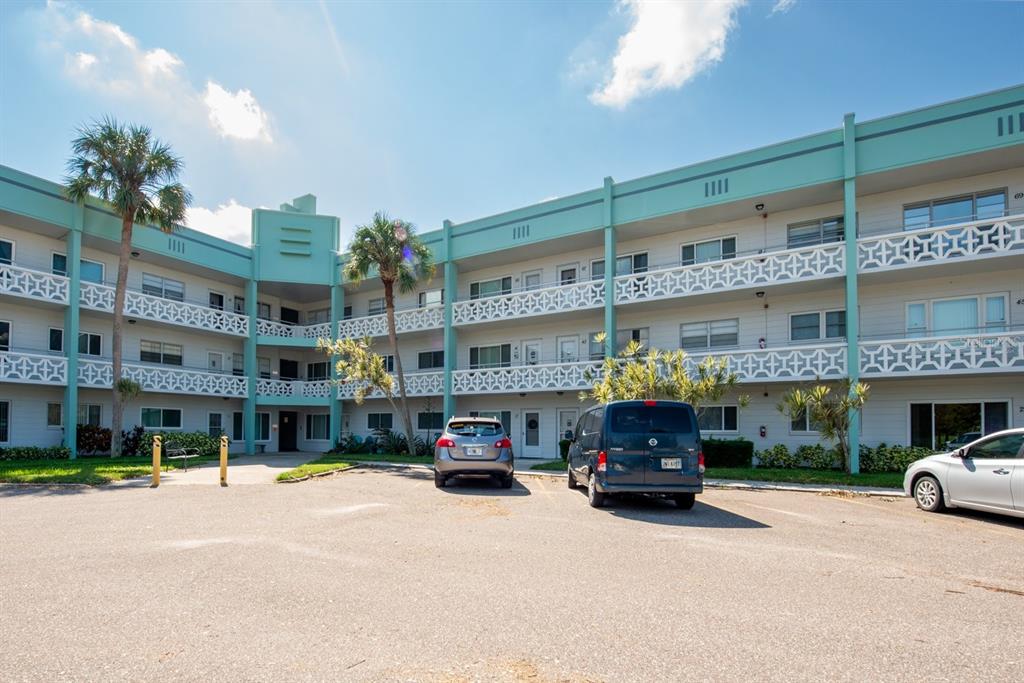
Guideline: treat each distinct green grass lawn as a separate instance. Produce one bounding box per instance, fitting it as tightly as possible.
[0,455,218,486]
[529,460,903,488]
[276,453,433,482]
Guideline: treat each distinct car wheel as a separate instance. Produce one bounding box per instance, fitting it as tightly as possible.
[434,471,446,489]
[587,472,606,508]
[913,475,944,512]
[501,475,514,489]
[567,463,577,489]
[674,493,695,510]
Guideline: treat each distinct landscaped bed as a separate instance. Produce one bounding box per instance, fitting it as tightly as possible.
[276,453,433,482]
[0,455,219,486]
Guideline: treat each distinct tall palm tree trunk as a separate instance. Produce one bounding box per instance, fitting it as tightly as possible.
[110,215,134,456]
[384,281,415,447]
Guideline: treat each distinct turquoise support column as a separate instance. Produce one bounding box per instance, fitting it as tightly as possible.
[329,276,345,446]
[843,113,861,474]
[244,276,258,453]
[442,220,458,420]
[602,177,617,358]
[63,204,84,459]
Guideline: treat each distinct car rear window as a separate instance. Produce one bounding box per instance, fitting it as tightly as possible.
[447,421,503,437]
[609,405,694,435]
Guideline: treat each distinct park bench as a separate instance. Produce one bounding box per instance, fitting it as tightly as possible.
[163,440,201,471]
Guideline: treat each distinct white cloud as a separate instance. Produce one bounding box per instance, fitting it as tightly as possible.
[203,83,273,142]
[40,2,272,143]
[590,0,746,109]
[770,0,797,15]
[186,200,253,246]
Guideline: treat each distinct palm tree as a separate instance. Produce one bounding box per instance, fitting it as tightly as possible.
[65,118,191,456]
[344,212,435,443]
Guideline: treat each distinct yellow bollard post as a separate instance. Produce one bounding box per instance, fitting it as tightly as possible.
[220,435,228,487]
[151,434,162,488]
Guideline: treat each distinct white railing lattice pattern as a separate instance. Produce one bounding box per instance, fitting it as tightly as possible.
[0,351,67,385]
[77,359,248,397]
[860,333,1024,377]
[452,280,605,326]
[79,282,248,336]
[337,307,444,339]
[256,378,334,399]
[337,371,444,398]
[0,264,68,304]
[858,215,1024,272]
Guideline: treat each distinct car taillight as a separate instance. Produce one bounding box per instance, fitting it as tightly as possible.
[436,437,456,448]
[643,400,657,406]
[698,450,705,474]
[494,438,512,449]
[597,451,607,473]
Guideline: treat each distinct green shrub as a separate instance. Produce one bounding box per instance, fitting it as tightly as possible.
[121,425,147,456]
[796,444,840,470]
[559,439,571,461]
[859,443,935,473]
[755,443,801,469]
[141,431,220,457]
[0,446,71,461]
[703,438,753,467]
[77,424,112,455]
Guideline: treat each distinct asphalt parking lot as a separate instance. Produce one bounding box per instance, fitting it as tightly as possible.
[1,468,1021,682]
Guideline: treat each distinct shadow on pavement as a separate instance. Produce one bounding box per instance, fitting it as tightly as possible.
[939,507,1024,529]
[437,475,531,497]
[583,492,770,529]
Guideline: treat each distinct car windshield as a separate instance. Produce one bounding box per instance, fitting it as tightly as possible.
[448,422,502,437]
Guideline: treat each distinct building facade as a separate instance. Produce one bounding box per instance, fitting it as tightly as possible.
[2,86,1023,470]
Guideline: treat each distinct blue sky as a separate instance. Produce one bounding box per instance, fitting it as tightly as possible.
[1,0,1022,246]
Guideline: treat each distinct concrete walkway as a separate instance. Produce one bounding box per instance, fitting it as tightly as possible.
[114,452,318,486]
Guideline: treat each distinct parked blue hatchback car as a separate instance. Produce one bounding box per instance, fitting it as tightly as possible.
[566,400,704,509]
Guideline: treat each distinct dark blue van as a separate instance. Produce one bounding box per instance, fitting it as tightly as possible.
[566,400,703,509]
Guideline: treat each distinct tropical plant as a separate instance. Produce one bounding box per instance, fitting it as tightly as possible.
[777,379,869,473]
[318,336,404,423]
[580,334,749,412]
[340,212,435,441]
[755,443,800,469]
[64,119,191,456]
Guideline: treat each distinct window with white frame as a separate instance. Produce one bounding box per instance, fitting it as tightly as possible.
[343,305,352,320]
[78,404,101,427]
[418,350,444,370]
[49,328,102,356]
[522,270,542,291]
[680,319,739,351]
[0,401,9,442]
[209,292,225,311]
[256,412,270,441]
[305,414,329,440]
[232,353,244,377]
[682,237,736,266]
[234,296,246,314]
[46,402,62,428]
[903,189,1006,230]
[52,254,105,283]
[368,298,386,315]
[306,362,329,381]
[591,252,648,280]
[232,412,244,441]
[417,412,445,431]
[0,239,12,265]
[906,294,1008,337]
[208,413,223,438]
[910,401,1009,450]
[469,410,512,435]
[141,408,182,430]
[470,277,512,299]
[140,340,182,366]
[790,409,820,434]
[368,413,393,431]
[142,273,184,301]
[306,308,330,324]
[258,357,272,379]
[418,289,443,308]
[787,216,844,249]
[0,321,10,351]
[790,310,846,342]
[257,302,271,320]
[698,406,738,432]
[558,264,579,285]
[470,344,511,369]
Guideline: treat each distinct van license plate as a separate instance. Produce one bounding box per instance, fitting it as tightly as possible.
[661,458,682,470]
[466,446,483,456]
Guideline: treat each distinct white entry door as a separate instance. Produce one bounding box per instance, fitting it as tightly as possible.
[556,408,579,445]
[208,352,224,373]
[522,339,541,366]
[522,410,542,458]
[556,335,578,363]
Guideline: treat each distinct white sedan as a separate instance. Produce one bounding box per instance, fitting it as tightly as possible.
[904,428,1024,519]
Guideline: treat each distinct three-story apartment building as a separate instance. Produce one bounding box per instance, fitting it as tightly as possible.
[2,86,1022,471]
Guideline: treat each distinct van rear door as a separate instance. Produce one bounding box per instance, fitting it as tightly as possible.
[642,403,701,487]
[604,403,649,485]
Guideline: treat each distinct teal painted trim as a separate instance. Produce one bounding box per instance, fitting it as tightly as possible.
[63,207,83,459]
[442,220,457,421]
[244,277,258,455]
[602,177,616,359]
[329,282,344,445]
[843,113,861,475]
[256,396,332,407]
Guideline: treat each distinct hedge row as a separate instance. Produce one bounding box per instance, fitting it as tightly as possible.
[702,438,753,467]
[0,446,72,461]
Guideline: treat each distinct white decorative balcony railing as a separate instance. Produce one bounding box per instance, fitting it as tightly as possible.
[337,371,444,399]
[615,243,846,304]
[452,361,603,395]
[337,306,444,339]
[860,332,1024,377]
[77,359,248,397]
[256,319,334,340]
[0,264,69,304]
[0,351,67,385]
[452,280,605,326]
[858,214,1024,272]
[686,344,847,382]
[79,282,249,337]
[256,378,334,399]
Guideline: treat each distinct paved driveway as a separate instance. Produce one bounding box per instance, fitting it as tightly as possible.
[114,452,319,486]
[1,468,1021,682]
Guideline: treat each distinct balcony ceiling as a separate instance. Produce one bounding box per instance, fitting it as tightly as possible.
[857,145,1024,196]
[0,210,68,240]
[258,279,332,303]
